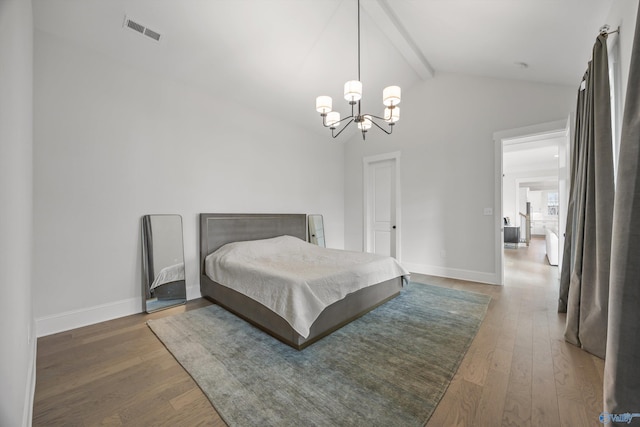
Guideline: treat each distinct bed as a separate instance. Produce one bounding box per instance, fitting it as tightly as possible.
[199,213,409,349]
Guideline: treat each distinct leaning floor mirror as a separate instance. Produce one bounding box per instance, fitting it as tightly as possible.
[141,214,186,313]
[308,214,326,248]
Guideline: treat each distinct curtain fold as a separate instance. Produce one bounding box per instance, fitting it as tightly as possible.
[558,73,587,313]
[604,3,640,418]
[558,34,615,359]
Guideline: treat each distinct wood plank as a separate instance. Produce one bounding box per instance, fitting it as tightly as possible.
[33,299,223,427]
[461,323,500,386]
[170,387,209,411]
[427,376,482,426]
[532,309,561,427]
[502,344,533,427]
[473,369,510,426]
[551,339,592,427]
[532,379,561,427]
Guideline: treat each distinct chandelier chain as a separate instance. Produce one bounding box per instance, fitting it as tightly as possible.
[357,0,361,82]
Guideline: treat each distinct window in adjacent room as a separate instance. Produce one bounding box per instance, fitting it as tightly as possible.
[547,192,559,216]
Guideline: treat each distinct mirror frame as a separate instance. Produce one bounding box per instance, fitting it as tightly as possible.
[141,214,186,313]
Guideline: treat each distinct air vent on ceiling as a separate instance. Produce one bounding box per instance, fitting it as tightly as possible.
[143,28,161,41]
[123,16,162,42]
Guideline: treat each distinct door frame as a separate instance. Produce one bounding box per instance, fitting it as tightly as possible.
[493,118,571,285]
[363,151,401,261]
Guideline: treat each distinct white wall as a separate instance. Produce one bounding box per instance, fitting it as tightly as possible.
[0,0,35,425]
[502,176,517,227]
[519,187,529,220]
[344,73,576,284]
[33,32,345,335]
[606,0,639,112]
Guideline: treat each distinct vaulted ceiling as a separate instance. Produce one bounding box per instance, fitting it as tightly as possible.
[33,0,614,134]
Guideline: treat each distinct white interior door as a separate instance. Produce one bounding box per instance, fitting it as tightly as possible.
[372,160,394,256]
[364,153,400,259]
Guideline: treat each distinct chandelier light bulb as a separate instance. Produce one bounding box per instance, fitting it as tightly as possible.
[326,111,341,129]
[344,80,363,103]
[383,86,401,107]
[316,96,332,114]
[384,107,400,123]
[358,115,372,131]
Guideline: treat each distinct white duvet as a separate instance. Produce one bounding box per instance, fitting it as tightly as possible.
[204,235,409,338]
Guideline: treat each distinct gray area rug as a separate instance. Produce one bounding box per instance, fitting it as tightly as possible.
[148,282,490,427]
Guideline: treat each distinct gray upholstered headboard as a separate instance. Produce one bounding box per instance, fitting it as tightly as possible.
[199,213,307,275]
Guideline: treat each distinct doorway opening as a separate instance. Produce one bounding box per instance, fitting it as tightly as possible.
[493,119,571,285]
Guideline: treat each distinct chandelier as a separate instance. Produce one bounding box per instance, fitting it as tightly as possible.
[315,0,401,140]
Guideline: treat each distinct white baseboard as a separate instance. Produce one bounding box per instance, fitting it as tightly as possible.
[36,297,142,337]
[36,284,201,337]
[403,262,499,285]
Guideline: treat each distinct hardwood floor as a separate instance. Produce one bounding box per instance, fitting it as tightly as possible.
[33,237,604,426]
[426,237,604,427]
[33,299,223,427]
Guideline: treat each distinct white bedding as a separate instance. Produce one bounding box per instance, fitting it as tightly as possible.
[204,235,409,338]
[150,262,185,291]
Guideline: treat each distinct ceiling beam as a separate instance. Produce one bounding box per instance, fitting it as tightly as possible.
[361,0,434,80]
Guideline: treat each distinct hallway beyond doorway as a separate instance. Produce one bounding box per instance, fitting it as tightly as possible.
[504,236,558,289]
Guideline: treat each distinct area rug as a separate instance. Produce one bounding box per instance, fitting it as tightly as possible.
[147,282,491,427]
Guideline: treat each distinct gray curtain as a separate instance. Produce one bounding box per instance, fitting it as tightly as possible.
[558,34,615,359]
[558,71,587,313]
[604,3,640,418]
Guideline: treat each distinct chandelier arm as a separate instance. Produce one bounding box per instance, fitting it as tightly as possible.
[369,118,393,135]
[322,114,354,128]
[332,119,355,138]
[336,114,355,125]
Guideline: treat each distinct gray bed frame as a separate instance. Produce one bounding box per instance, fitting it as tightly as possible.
[199,213,403,350]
